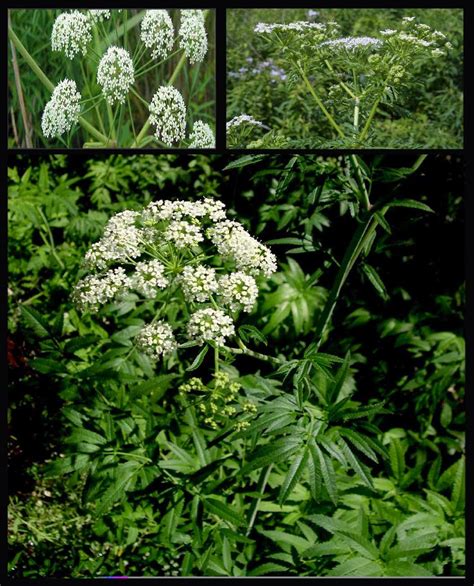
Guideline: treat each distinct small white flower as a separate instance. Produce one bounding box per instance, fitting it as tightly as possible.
[189,120,215,148]
[380,29,397,36]
[179,9,208,64]
[187,308,235,346]
[141,10,174,60]
[218,272,258,313]
[84,210,143,270]
[72,267,129,312]
[208,220,277,277]
[179,265,218,303]
[97,46,135,105]
[87,10,111,23]
[149,86,186,146]
[51,11,92,59]
[164,220,203,248]
[41,79,81,138]
[320,36,383,50]
[226,114,265,131]
[132,259,168,298]
[136,321,177,359]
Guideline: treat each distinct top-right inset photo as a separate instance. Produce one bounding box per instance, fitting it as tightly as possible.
[226,8,463,149]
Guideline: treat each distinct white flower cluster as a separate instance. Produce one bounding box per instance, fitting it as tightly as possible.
[319,36,383,50]
[51,11,92,59]
[74,198,277,357]
[149,86,187,146]
[41,79,81,138]
[254,21,327,34]
[180,265,218,303]
[97,46,135,105]
[179,9,208,64]
[189,120,215,148]
[207,220,277,277]
[218,272,258,313]
[164,220,204,248]
[132,260,169,298]
[136,321,177,359]
[379,17,452,54]
[72,267,129,312]
[140,10,174,60]
[187,308,235,347]
[84,210,143,270]
[226,114,264,131]
[87,10,111,24]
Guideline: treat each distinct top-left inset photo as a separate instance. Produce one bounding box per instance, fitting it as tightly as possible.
[8,9,215,149]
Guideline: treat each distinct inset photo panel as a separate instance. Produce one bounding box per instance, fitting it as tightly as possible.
[8,9,215,149]
[226,8,463,149]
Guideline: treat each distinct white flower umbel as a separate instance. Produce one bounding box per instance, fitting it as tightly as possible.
[189,120,215,148]
[149,86,186,146]
[51,11,92,59]
[135,321,177,360]
[132,259,168,298]
[87,10,111,23]
[218,272,258,313]
[97,46,135,105]
[75,199,277,358]
[41,79,81,138]
[320,36,383,50]
[179,9,208,64]
[187,308,235,346]
[72,267,129,312]
[226,114,264,131]
[164,220,203,248]
[208,220,277,277]
[180,265,218,303]
[84,210,143,270]
[141,10,174,60]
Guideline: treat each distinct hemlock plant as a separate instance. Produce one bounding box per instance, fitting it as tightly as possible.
[9,9,215,148]
[227,15,453,148]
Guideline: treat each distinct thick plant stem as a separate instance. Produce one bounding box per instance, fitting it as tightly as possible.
[224,340,284,366]
[353,98,360,137]
[296,62,345,139]
[324,59,357,100]
[359,89,385,143]
[9,27,111,145]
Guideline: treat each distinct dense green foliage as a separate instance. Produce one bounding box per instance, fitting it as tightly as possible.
[8,154,464,577]
[8,9,215,148]
[227,8,463,148]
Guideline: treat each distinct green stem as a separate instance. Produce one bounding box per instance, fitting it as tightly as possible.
[224,339,284,366]
[313,211,378,350]
[324,59,357,100]
[353,98,360,136]
[359,88,385,143]
[246,464,273,536]
[296,62,345,139]
[131,51,188,147]
[9,26,111,145]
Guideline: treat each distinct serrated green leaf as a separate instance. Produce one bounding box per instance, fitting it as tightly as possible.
[20,305,50,339]
[362,263,388,300]
[339,437,374,489]
[241,438,301,474]
[338,428,378,463]
[310,440,337,504]
[204,497,245,527]
[386,199,434,213]
[279,449,308,505]
[95,461,141,515]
